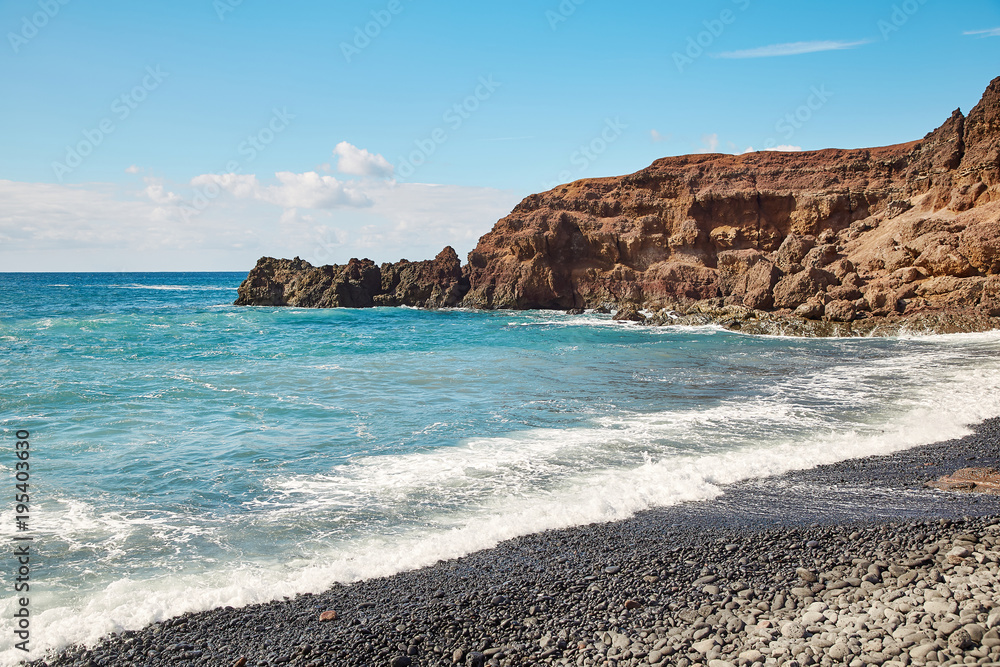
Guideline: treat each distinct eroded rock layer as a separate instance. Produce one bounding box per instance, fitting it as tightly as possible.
[461,77,1000,326]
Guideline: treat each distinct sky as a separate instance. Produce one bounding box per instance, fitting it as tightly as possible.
[1,0,999,272]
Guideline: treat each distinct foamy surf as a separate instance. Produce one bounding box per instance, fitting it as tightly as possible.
[4,333,1000,664]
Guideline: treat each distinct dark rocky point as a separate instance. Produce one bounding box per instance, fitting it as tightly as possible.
[234,247,468,309]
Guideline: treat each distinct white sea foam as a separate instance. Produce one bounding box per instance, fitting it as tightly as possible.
[107,284,235,292]
[508,315,617,328]
[2,332,999,664]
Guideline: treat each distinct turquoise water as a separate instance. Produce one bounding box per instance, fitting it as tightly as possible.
[2,272,1000,663]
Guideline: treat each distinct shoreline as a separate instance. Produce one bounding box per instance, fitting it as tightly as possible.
[233,299,1000,339]
[617,303,1000,338]
[29,419,1000,667]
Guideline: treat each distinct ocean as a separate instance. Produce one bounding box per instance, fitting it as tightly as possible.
[2,271,1000,664]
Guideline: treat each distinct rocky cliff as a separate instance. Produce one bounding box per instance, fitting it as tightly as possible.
[461,77,1000,324]
[236,77,1000,335]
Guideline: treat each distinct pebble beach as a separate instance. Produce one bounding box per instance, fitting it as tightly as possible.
[29,419,1000,667]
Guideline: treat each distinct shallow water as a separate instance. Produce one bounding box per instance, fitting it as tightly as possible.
[2,272,999,663]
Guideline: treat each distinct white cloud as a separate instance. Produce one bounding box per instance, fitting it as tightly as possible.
[0,180,224,256]
[279,208,317,227]
[191,171,372,209]
[964,27,1000,37]
[125,165,142,174]
[699,133,720,153]
[191,173,261,199]
[273,180,524,263]
[0,175,521,271]
[142,177,182,204]
[266,171,372,209]
[742,145,803,153]
[361,181,520,254]
[714,40,870,59]
[650,130,670,143]
[332,141,394,178]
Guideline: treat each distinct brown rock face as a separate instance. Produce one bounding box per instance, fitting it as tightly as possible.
[961,221,1000,274]
[234,247,468,308]
[461,77,1000,322]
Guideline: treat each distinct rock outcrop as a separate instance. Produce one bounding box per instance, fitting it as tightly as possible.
[461,77,1000,327]
[236,77,1000,335]
[234,247,467,309]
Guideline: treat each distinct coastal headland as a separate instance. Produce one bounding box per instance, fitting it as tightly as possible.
[235,77,1000,337]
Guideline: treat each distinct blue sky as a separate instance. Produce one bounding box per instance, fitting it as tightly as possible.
[1,0,999,271]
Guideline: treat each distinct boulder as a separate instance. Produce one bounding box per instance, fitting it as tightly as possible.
[960,221,1000,274]
[793,297,826,320]
[913,244,977,277]
[824,300,858,322]
[613,304,646,322]
[926,468,1000,494]
[717,250,781,309]
[775,235,816,273]
[772,267,838,309]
